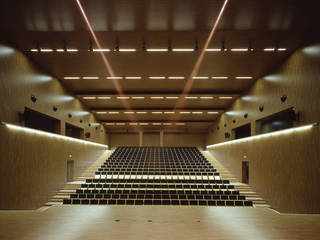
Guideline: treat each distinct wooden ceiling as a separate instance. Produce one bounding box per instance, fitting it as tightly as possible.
[0,0,317,133]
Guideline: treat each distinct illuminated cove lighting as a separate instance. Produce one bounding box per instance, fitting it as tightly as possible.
[4,122,108,148]
[172,49,194,52]
[207,123,316,149]
[146,49,168,52]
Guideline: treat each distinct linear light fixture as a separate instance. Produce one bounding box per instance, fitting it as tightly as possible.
[278,48,287,51]
[56,49,65,52]
[116,123,126,126]
[83,77,99,79]
[192,76,209,79]
[117,96,130,99]
[129,123,138,125]
[125,76,142,79]
[97,96,111,99]
[146,49,168,52]
[4,123,108,148]
[172,48,194,52]
[93,49,111,52]
[40,48,53,52]
[192,112,203,114]
[212,76,228,79]
[205,48,221,52]
[200,96,214,99]
[264,48,275,51]
[118,49,136,52]
[149,77,166,79]
[164,112,175,114]
[96,111,107,114]
[185,96,198,99]
[124,112,135,114]
[163,123,172,126]
[64,77,80,80]
[66,49,79,52]
[208,112,219,114]
[107,76,123,79]
[152,123,162,125]
[83,96,96,100]
[219,96,233,99]
[231,48,249,52]
[139,123,149,125]
[105,123,115,126]
[131,96,145,99]
[108,112,119,114]
[180,112,191,114]
[152,112,163,114]
[166,96,179,99]
[207,123,316,149]
[236,76,253,79]
[136,112,147,114]
[176,123,186,125]
[30,49,39,52]
[150,96,164,99]
[168,77,185,79]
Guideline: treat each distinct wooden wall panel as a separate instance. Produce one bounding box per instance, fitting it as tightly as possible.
[209,125,320,213]
[109,133,140,149]
[0,124,107,210]
[0,43,107,144]
[143,133,160,146]
[164,133,205,149]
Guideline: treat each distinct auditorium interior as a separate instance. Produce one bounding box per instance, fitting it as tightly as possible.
[0,0,320,239]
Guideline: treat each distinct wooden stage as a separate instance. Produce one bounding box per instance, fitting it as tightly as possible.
[0,206,320,240]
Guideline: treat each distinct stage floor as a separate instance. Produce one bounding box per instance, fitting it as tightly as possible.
[1,206,320,240]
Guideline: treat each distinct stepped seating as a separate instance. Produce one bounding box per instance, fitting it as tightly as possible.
[63,146,253,206]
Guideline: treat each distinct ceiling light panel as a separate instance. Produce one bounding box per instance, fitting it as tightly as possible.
[125,76,142,79]
[192,112,203,114]
[168,76,185,79]
[93,49,110,52]
[105,123,115,125]
[163,123,172,126]
[131,96,145,99]
[152,112,163,114]
[192,76,209,79]
[97,96,111,99]
[231,48,249,52]
[208,112,219,114]
[205,48,221,52]
[116,123,126,126]
[64,77,80,80]
[212,76,228,79]
[172,49,194,52]
[219,96,233,99]
[96,112,107,114]
[118,49,136,52]
[180,112,191,114]
[185,96,198,99]
[149,76,166,79]
[164,112,175,114]
[108,112,119,114]
[129,123,138,125]
[107,76,123,79]
[66,49,78,52]
[146,49,168,52]
[150,96,164,99]
[152,123,162,125]
[236,76,253,79]
[200,96,214,99]
[166,97,179,99]
[176,123,186,125]
[40,48,53,52]
[124,112,135,114]
[136,112,147,114]
[82,77,99,79]
[139,123,149,126]
[83,96,96,100]
[117,96,130,99]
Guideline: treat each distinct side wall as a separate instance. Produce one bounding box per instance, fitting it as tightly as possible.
[0,43,107,144]
[206,43,320,213]
[0,124,107,210]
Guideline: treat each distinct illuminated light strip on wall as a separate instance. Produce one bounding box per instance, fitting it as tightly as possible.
[208,112,219,114]
[166,97,179,99]
[83,96,96,99]
[125,76,142,79]
[172,49,194,52]
[152,112,163,114]
[108,112,119,114]
[129,123,138,126]
[200,96,214,99]
[236,76,253,79]
[192,76,209,79]
[4,122,108,148]
[97,96,111,99]
[93,49,110,52]
[206,123,317,149]
[136,112,147,114]
[231,48,249,52]
[56,49,65,52]
[192,112,203,114]
[164,112,175,114]
[212,76,228,79]
[117,96,130,99]
[152,123,162,125]
[168,77,185,79]
[64,77,80,80]
[146,49,168,52]
[278,48,287,51]
[264,48,275,51]
[83,77,99,79]
[163,123,172,126]
[139,123,149,125]
[107,76,123,79]
[149,77,166,79]
[180,112,191,114]
[124,112,135,114]
[105,123,115,125]
[30,49,39,52]
[118,49,136,52]
[96,112,107,114]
